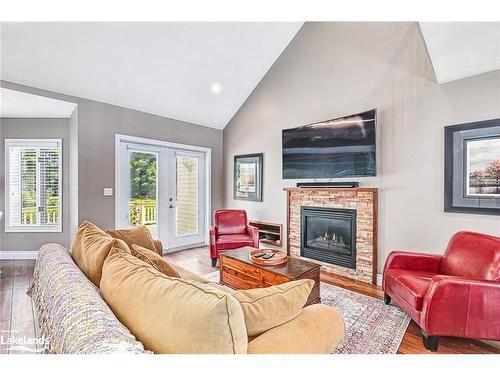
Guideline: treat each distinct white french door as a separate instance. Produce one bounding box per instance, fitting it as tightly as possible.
[166,148,205,249]
[116,138,207,252]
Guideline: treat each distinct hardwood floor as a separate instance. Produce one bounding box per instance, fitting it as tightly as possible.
[1,247,499,354]
[0,259,39,354]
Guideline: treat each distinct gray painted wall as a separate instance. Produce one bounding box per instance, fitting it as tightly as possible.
[0,118,71,250]
[0,81,224,249]
[223,22,500,274]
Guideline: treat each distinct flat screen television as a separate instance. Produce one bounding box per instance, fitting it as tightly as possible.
[282,109,376,179]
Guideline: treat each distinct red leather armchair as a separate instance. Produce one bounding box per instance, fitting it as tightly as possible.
[383,231,500,351]
[209,209,259,267]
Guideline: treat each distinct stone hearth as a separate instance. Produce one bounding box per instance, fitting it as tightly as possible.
[285,187,377,284]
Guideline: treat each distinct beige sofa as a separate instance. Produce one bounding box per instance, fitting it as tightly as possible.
[29,222,345,354]
[100,247,345,354]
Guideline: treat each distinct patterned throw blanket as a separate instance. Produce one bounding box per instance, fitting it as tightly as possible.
[27,244,147,354]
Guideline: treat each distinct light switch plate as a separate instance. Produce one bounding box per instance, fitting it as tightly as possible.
[103,188,113,196]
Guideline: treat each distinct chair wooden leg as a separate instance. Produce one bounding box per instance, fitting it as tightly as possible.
[421,330,440,352]
[383,293,391,305]
[211,258,217,267]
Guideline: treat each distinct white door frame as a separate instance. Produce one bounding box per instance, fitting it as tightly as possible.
[114,134,212,250]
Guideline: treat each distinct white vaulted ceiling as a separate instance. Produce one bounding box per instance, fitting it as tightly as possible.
[420,22,500,83]
[0,88,77,118]
[0,22,302,129]
[3,22,499,127]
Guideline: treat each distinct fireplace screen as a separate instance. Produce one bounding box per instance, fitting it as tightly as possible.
[300,206,356,269]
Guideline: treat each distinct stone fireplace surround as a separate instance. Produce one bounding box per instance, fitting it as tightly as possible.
[285,187,378,284]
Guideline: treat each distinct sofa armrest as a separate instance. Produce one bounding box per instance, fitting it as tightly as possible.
[152,240,163,256]
[384,251,442,273]
[28,244,147,353]
[420,275,500,339]
[247,225,260,248]
[247,304,345,354]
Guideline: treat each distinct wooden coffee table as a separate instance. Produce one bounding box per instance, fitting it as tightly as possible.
[219,247,321,306]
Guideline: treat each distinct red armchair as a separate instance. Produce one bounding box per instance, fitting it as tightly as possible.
[383,231,500,351]
[209,209,259,267]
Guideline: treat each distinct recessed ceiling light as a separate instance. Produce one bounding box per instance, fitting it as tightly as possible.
[211,83,222,95]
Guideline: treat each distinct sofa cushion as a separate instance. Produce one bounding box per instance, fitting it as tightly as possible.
[384,269,434,311]
[107,226,160,255]
[172,263,234,293]
[216,234,255,250]
[100,248,248,354]
[71,221,130,286]
[232,279,314,336]
[247,304,345,354]
[152,239,164,255]
[131,244,180,278]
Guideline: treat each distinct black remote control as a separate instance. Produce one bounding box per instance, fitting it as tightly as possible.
[253,253,267,258]
[263,253,275,259]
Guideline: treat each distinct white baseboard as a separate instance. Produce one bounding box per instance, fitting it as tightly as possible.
[376,273,383,286]
[0,251,38,260]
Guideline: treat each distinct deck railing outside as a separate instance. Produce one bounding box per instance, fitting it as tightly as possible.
[129,199,157,226]
[128,198,196,238]
[21,200,159,227]
[21,206,59,225]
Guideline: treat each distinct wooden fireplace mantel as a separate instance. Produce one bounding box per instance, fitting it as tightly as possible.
[284,187,378,193]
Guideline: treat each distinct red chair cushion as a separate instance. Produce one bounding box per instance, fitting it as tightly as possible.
[216,234,255,250]
[384,269,435,311]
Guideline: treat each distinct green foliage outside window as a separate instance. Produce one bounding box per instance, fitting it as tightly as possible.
[130,152,157,200]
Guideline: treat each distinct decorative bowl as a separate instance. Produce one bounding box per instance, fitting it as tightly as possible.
[249,249,288,266]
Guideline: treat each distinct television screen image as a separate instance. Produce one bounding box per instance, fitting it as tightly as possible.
[282,109,376,179]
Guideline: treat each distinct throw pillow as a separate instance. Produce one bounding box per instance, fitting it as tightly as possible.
[231,279,314,336]
[71,221,130,286]
[106,226,160,254]
[100,248,248,354]
[131,244,181,278]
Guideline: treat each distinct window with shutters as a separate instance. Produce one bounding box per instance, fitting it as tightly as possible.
[5,139,62,232]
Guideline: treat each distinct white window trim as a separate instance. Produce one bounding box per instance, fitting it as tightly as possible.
[5,138,63,233]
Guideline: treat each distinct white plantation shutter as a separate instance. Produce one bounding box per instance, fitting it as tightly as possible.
[5,139,62,232]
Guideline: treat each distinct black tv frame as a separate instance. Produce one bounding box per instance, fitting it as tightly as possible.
[282,109,377,180]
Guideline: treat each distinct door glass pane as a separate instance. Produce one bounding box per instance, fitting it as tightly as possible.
[129,150,158,238]
[176,155,198,237]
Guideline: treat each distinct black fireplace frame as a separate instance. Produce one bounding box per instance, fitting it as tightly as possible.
[300,206,357,269]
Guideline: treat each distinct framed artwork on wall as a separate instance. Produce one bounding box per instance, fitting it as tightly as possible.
[234,153,263,202]
[444,118,500,215]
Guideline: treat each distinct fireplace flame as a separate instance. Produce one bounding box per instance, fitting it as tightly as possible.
[321,231,346,247]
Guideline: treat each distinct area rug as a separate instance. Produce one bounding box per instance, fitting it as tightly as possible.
[203,271,410,354]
